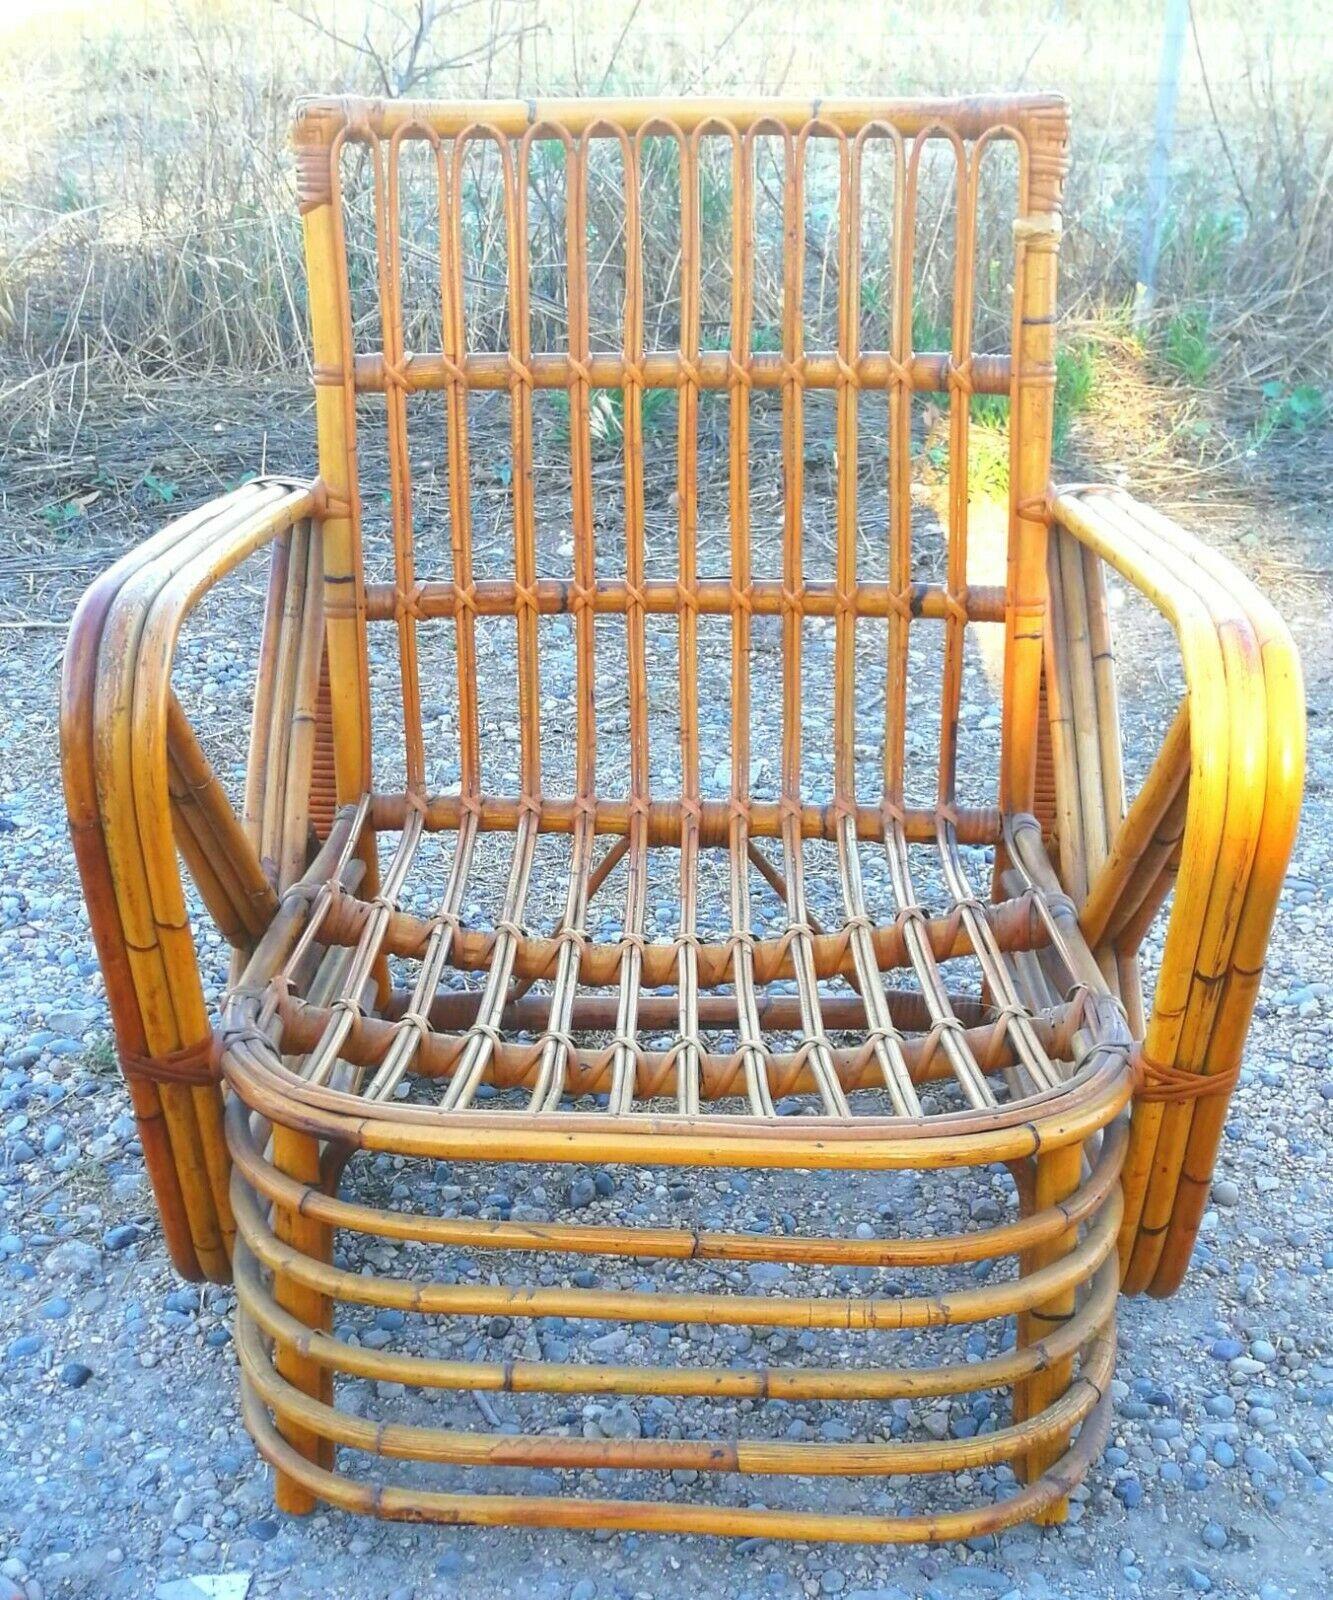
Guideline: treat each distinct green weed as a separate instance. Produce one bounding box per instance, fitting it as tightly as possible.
[1250,380,1330,448]
[969,392,1009,431]
[911,305,950,352]
[83,1035,118,1078]
[1053,340,1097,450]
[1183,209,1239,288]
[966,425,1011,500]
[549,386,674,453]
[1161,309,1215,385]
[140,470,179,504]
[39,498,88,532]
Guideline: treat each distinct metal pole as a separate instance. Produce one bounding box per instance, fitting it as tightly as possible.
[1134,0,1189,326]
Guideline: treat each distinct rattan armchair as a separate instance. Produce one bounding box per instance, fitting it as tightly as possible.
[61,94,1303,1541]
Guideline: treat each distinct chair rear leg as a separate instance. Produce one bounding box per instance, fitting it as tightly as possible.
[270,1125,335,1513]
[1013,1140,1083,1524]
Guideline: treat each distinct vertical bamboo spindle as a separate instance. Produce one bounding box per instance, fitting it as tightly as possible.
[294,106,372,811]
[1000,102,1069,819]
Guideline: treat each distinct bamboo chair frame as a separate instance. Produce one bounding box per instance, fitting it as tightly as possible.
[60,92,1303,1541]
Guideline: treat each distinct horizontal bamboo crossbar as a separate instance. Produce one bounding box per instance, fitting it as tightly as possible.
[350,349,1012,397]
[362,578,1010,627]
[237,1307,1114,1475]
[235,1235,1120,1403]
[233,1169,1122,1328]
[240,1379,1113,1542]
[366,794,1004,847]
[229,1099,1126,1270]
[295,91,1068,142]
[311,880,1048,985]
[270,991,1078,1098]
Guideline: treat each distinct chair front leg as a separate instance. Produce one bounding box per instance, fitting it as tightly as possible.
[1013,1139,1083,1523]
[271,1125,336,1511]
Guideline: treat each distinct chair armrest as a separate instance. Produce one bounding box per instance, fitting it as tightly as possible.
[1051,486,1303,1296]
[60,478,318,1281]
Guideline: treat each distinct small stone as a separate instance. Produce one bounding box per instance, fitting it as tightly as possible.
[568,1176,596,1209]
[1244,1445,1279,1475]
[1211,1179,1240,1207]
[435,1547,464,1578]
[571,1581,597,1600]
[155,1579,251,1600]
[42,1239,100,1279]
[1209,1336,1243,1361]
[103,1224,141,1252]
[60,1360,93,1389]
[1200,1521,1227,1551]
[821,1572,847,1596]
[603,1400,641,1439]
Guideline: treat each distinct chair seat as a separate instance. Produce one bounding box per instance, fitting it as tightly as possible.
[221,796,1134,1159]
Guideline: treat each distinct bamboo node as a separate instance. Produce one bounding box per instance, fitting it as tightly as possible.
[294,143,333,214]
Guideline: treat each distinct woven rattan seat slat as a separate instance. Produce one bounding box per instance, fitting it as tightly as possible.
[220,801,1114,1124]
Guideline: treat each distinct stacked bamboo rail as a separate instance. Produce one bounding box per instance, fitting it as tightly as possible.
[60,92,1302,1539]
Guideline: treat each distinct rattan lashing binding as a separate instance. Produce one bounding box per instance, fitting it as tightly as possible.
[61,93,1303,1540]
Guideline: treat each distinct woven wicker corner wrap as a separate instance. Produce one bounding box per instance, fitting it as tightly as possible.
[60,92,1303,1540]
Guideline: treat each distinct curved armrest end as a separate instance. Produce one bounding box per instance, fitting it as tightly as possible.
[1051,486,1304,1296]
[60,480,318,1282]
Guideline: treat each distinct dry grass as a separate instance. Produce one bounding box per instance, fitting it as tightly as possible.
[0,0,1329,511]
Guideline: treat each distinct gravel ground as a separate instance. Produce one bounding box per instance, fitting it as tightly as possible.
[0,388,1330,1599]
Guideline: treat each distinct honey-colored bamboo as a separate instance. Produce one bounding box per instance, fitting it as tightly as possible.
[60,92,1300,1542]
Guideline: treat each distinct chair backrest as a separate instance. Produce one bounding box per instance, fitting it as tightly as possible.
[292,94,1069,839]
